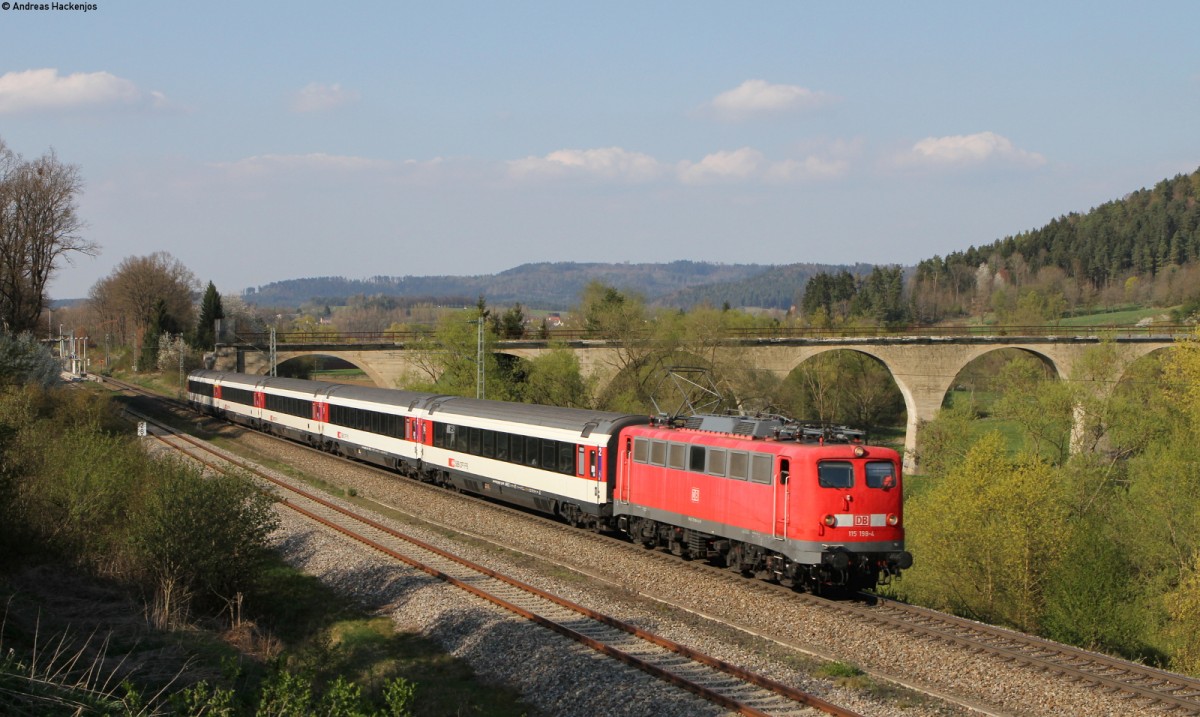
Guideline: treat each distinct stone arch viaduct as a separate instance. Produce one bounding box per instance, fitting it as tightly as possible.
[213,333,1183,473]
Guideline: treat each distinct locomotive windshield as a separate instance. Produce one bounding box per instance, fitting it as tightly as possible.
[817,461,854,488]
[866,461,897,489]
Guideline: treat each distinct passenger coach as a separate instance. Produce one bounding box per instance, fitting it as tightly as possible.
[187,370,647,524]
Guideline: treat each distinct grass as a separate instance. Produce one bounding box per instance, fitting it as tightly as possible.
[248,565,532,717]
[1057,305,1175,327]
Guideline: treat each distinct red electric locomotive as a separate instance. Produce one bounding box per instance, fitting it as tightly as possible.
[612,414,911,592]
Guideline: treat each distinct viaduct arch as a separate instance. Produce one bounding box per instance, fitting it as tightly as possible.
[214,335,1180,473]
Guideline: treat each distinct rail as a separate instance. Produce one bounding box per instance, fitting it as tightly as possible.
[225,323,1196,347]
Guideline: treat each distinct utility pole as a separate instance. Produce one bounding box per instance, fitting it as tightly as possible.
[477,317,485,399]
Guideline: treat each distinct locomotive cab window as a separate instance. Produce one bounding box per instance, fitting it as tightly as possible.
[668,443,687,470]
[707,449,726,477]
[633,438,649,463]
[866,461,896,489]
[749,453,772,484]
[650,440,667,467]
[818,461,854,488]
[728,451,748,481]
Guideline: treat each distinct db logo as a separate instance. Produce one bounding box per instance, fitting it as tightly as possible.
[690,488,700,503]
[854,515,870,526]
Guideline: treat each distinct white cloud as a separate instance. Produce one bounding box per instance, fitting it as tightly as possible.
[709,79,833,120]
[508,147,664,181]
[290,82,361,113]
[0,68,153,114]
[676,147,764,184]
[215,153,390,177]
[509,145,852,185]
[900,131,1046,168]
[763,156,850,182]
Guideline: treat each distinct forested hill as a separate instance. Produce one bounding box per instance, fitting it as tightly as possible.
[656,262,876,310]
[915,168,1200,297]
[241,261,780,309]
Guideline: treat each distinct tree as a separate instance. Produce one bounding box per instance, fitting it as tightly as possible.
[991,355,1074,462]
[88,252,198,368]
[904,432,1070,631]
[194,281,225,349]
[577,281,671,411]
[0,332,59,388]
[493,303,527,339]
[521,346,592,408]
[402,308,516,400]
[0,139,96,333]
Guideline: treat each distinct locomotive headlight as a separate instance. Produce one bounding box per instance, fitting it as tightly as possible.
[823,514,837,527]
[887,513,899,526]
[853,445,866,457]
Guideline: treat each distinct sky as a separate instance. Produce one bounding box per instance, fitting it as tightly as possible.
[2,2,1199,300]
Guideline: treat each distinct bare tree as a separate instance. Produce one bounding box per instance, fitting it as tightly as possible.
[88,253,199,366]
[0,139,97,334]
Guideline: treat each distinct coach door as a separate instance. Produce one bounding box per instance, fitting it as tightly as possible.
[772,458,790,540]
[619,437,633,503]
[577,445,600,501]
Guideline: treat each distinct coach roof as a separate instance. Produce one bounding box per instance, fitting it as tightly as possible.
[422,395,647,437]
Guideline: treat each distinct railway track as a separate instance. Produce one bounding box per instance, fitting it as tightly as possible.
[122,398,861,717]
[827,596,1200,715]
[104,376,1200,715]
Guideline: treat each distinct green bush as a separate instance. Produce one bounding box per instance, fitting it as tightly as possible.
[130,460,279,617]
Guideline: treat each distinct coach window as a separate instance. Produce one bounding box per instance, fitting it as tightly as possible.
[668,443,686,470]
[728,451,748,481]
[633,438,649,463]
[689,445,706,473]
[559,443,574,475]
[526,436,541,467]
[650,441,667,467]
[542,440,558,471]
[496,433,510,461]
[707,448,726,477]
[818,461,855,489]
[750,454,772,484]
[866,461,896,489]
[468,427,480,455]
[433,423,446,448]
[482,430,496,458]
[511,434,524,464]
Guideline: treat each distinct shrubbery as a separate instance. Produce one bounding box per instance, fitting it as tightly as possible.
[902,334,1200,674]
